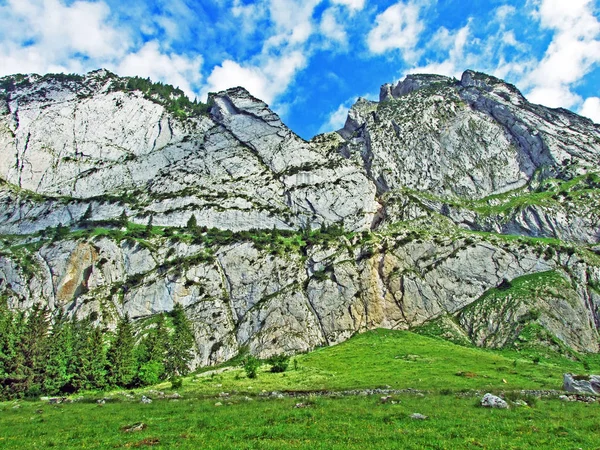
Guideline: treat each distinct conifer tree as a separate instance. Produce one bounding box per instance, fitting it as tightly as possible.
[82,204,93,222]
[43,312,75,394]
[72,318,107,391]
[18,304,50,396]
[106,314,136,387]
[166,304,195,377]
[186,214,198,231]
[0,302,18,399]
[136,314,169,385]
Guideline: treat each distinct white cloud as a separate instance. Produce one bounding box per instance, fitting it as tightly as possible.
[320,8,347,44]
[495,5,516,22]
[366,1,425,61]
[202,0,323,106]
[115,42,203,99]
[0,0,130,75]
[319,93,377,133]
[266,0,322,47]
[407,25,470,78]
[524,0,600,108]
[0,0,204,99]
[320,101,352,133]
[331,0,365,11]
[579,97,600,123]
[201,51,306,104]
[232,0,268,35]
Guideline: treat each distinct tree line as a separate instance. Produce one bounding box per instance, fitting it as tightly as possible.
[0,301,195,400]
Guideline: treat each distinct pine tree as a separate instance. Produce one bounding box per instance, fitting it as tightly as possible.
[166,304,195,377]
[86,325,108,390]
[82,204,93,222]
[72,318,107,391]
[43,312,75,394]
[143,216,153,238]
[186,214,197,231]
[106,314,136,387]
[0,302,18,399]
[118,210,128,228]
[18,304,50,396]
[136,314,168,385]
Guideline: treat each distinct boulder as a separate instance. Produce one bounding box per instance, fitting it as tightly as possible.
[480,393,508,409]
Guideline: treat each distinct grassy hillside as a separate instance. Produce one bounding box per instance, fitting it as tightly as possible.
[1,330,599,449]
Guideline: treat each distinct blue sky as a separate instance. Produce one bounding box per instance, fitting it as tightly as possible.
[1,0,599,138]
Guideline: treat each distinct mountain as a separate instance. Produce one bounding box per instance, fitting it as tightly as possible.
[1,69,599,367]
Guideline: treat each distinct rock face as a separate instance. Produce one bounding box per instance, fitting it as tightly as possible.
[1,69,600,368]
[563,373,600,395]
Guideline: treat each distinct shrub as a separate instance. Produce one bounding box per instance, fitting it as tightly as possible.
[170,376,183,390]
[268,354,290,373]
[243,355,260,379]
[138,360,165,386]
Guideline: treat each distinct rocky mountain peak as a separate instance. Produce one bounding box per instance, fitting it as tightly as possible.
[380,73,455,102]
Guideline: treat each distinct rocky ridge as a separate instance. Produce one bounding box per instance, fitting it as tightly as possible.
[1,69,599,367]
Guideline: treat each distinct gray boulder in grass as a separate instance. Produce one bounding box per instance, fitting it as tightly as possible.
[480,393,509,409]
[563,373,600,395]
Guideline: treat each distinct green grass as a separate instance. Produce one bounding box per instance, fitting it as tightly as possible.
[2,330,600,449]
[184,330,596,396]
[2,394,600,449]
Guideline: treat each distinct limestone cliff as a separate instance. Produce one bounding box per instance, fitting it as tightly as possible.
[1,69,599,366]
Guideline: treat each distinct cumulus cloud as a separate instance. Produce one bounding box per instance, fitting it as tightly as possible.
[0,0,204,98]
[0,0,129,75]
[201,51,306,104]
[266,0,322,47]
[115,42,203,98]
[203,0,323,106]
[524,0,600,108]
[407,25,470,78]
[580,97,600,123]
[366,1,425,61]
[319,101,352,133]
[320,7,348,44]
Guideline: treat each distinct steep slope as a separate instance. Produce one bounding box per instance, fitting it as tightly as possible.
[341,71,600,243]
[0,70,377,234]
[1,69,600,367]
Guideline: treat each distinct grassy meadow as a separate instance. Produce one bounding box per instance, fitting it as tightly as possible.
[1,330,599,449]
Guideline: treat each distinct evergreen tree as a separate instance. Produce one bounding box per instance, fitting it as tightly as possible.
[82,204,93,222]
[0,303,18,399]
[72,318,107,391]
[186,214,197,231]
[118,210,128,228]
[143,216,153,238]
[106,314,136,387]
[166,304,195,377]
[43,312,75,394]
[86,325,108,390]
[136,314,169,385]
[18,304,50,396]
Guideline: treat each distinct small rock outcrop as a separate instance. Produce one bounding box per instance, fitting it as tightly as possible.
[563,373,600,395]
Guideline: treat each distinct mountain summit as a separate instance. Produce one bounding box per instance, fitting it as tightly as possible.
[1,69,599,366]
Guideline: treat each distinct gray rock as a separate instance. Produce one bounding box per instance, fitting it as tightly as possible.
[410,413,428,420]
[140,396,152,404]
[563,373,600,395]
[480,393,509,409]
[1,68,600,373]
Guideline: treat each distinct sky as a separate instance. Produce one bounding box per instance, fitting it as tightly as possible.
[1,0,599,139]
